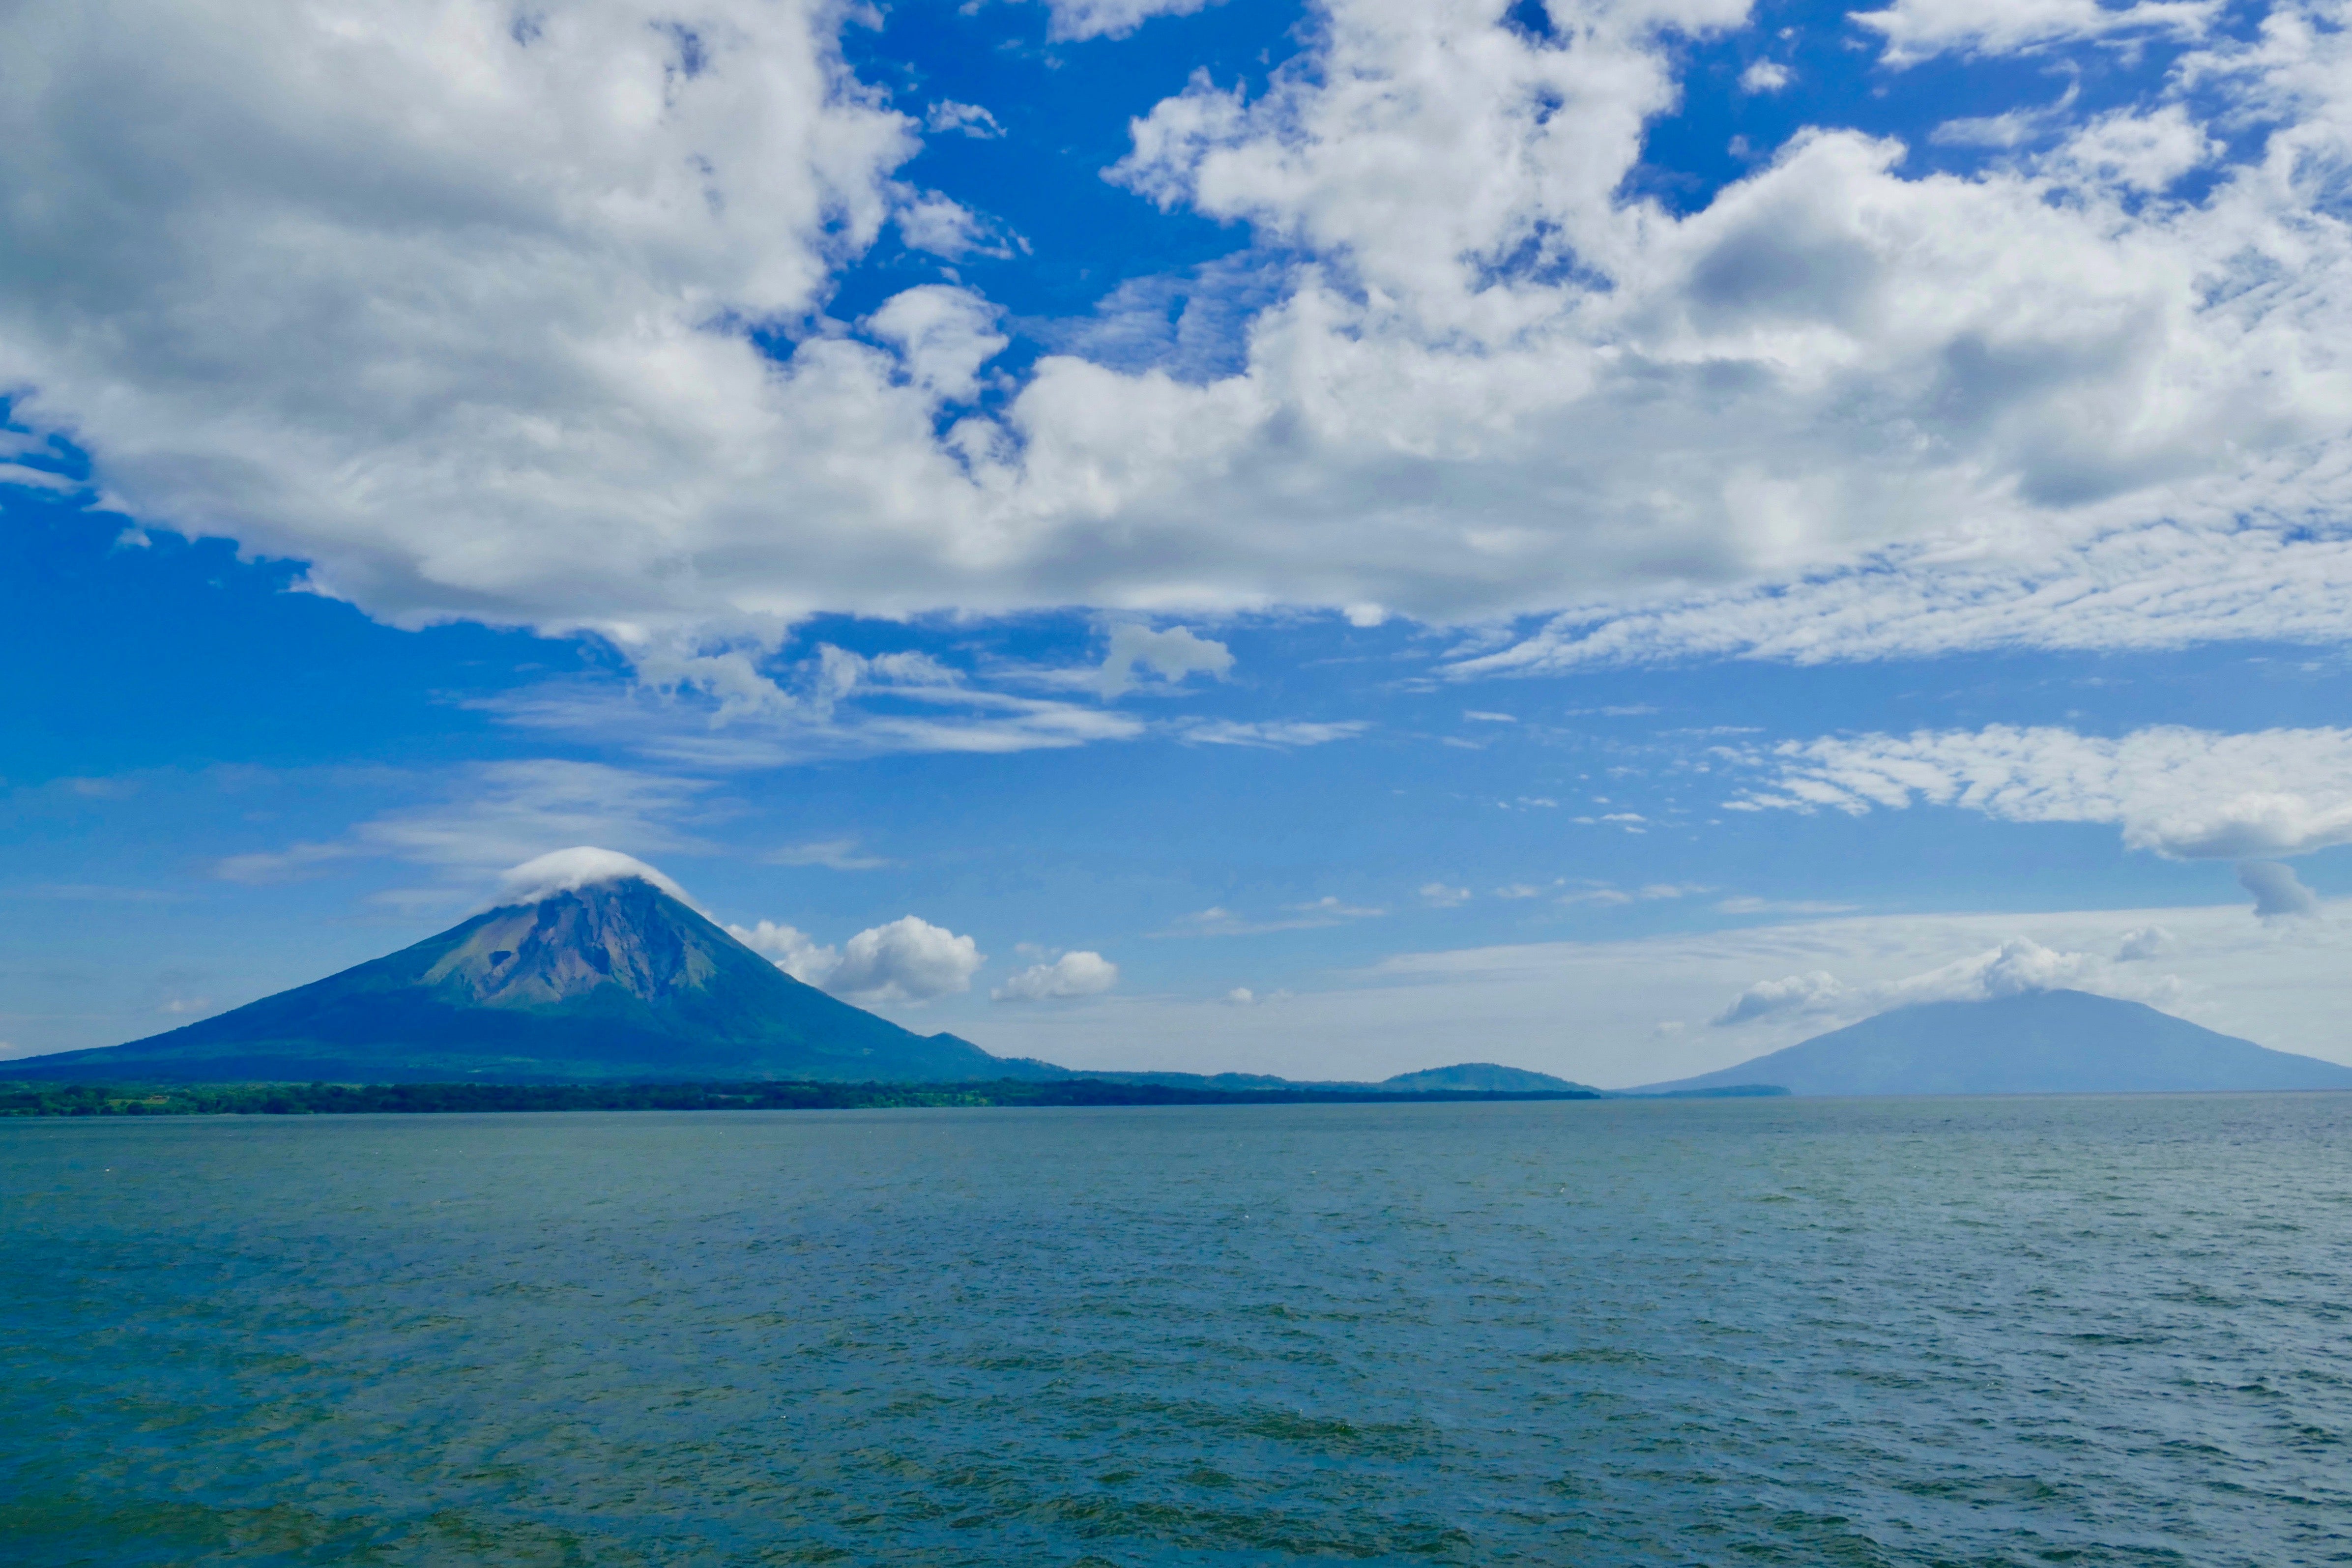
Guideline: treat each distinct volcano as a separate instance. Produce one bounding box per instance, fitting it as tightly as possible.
[1632,989,2352,1097]
[9,851,1062,1084]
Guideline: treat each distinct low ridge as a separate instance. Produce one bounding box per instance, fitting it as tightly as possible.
[1378,1062,1596,1093]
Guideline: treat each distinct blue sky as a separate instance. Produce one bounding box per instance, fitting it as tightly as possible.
[7,0,2352,1083]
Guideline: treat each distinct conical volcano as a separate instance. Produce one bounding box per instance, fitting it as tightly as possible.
[1632,989,2352,1097]
[10,854,1058,1084]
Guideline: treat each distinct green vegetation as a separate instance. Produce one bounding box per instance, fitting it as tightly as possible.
[0,1078,1600,1118]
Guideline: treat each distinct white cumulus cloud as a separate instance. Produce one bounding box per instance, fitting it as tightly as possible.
[926,100,1004,138]
[1093,623,1235,697]
[992,950,1119,1001]
[726,919,842,985]
[3,0,2352,672]
[1711,969,1843,1024]
[731,914,985,998]
[825,915,986,1002]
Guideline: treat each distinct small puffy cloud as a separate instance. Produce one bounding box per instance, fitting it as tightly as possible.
[732,913,989,996]
[2237,861,2321,922]
[825,915,986,1002]
[1224,986,1256,1005]
[1713,970,1844,1025]
[1420,882,1471,907]
[925,100,1003,139]
[727,919,842,985]
[864,285,1008,403]
[2116,925,2181,961]
[993,950,1119,1001]
[2053,103,2215,193]
[1094,623,1234,697]
[1463,710,1516,723]
[1737,725,2352,861]
[1738,59,1790,93]
[890,186,1021,261]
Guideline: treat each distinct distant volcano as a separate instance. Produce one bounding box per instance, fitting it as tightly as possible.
[10,854,1059,1084]
[1634,989,2352,1097]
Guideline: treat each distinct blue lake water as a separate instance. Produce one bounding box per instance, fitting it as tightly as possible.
[2,1096,2348,1566]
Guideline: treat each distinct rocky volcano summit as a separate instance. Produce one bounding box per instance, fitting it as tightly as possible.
[11,850,1050,1084]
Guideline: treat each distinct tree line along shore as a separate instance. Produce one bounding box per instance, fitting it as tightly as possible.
[0,1078,1606,1118]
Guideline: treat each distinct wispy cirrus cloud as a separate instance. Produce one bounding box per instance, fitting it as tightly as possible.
[765,838,893,871]
[1730,724,2352,860]
[211,761,717,887]
[478,644,1146,768]
[1452,522,2352,679]
[1177,719,1369,748]
[1155,896,1386,937]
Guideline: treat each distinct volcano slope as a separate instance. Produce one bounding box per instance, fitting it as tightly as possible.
[11,871,1056,1084]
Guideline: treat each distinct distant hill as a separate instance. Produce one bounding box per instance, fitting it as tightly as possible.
[8,863,1064,1085]
[1635,989,2352,1097]
[1080,1062,1600,1096]
[1379,1062,1597,1093]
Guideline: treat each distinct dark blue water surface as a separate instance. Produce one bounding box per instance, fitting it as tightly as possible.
[3,1096,2348,1565]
